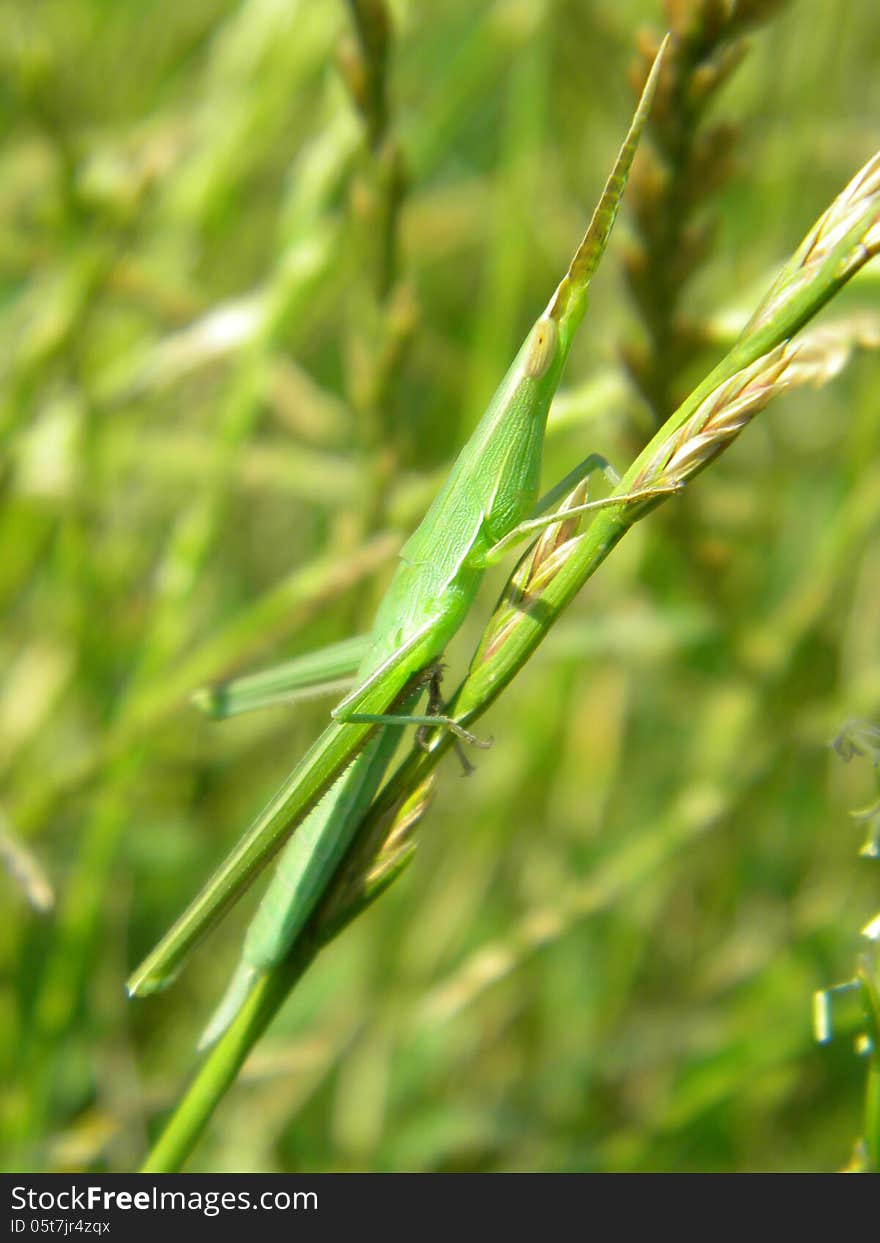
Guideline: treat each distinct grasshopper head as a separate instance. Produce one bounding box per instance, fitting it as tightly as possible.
[523,316,558,380]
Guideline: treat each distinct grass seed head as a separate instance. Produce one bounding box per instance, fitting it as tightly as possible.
[745,151,880,337]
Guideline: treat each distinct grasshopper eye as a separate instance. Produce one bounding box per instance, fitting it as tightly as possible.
[523,316,558,379]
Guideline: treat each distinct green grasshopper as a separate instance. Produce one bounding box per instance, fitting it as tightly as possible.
[127,40,672,1011]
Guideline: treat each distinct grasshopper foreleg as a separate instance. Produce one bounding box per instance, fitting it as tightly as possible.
[416,665,479,775]
[334,664,492,751]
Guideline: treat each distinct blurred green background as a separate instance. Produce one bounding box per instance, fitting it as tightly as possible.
[2,0,879,1172]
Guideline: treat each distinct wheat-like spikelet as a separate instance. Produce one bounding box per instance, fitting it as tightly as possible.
[316,773,436,938]
[634,335,831,489]
[633,148,880,486]
[745,151,880,337]
[473,307,878,676]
